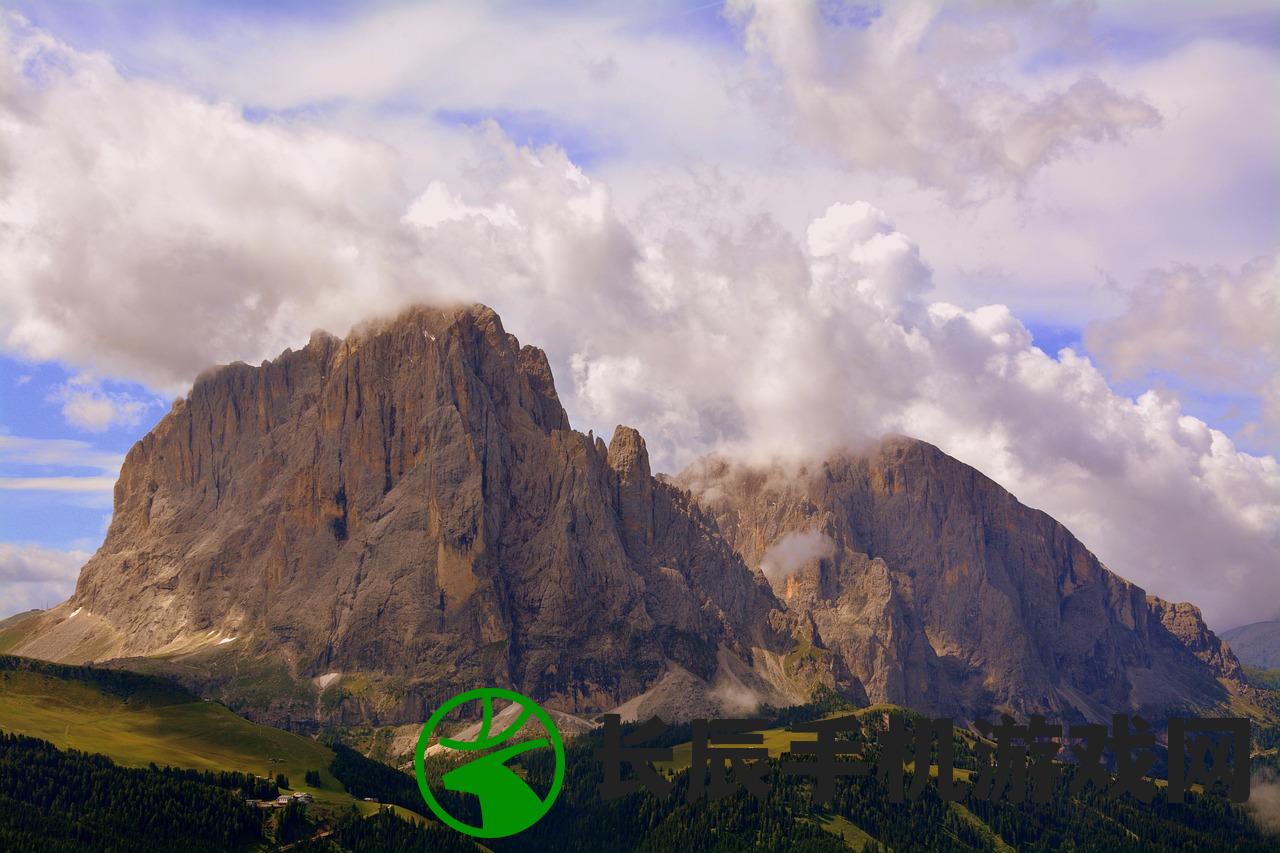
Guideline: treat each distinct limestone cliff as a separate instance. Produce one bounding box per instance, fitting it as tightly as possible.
[676,437,1248,721]
[15,305,792,724]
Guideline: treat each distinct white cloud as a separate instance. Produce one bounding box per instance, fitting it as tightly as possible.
[760,529,836,581]
[1085,254,1280,446]
[726,0,1160,200]
[0,543,87,618]
[9,4,1273,331]
[0,14,416,393]
[49,375,160,432]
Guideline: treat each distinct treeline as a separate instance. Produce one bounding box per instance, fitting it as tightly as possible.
[325,736,484,830]
[0,655,193,704]
[759,684,858,728]
[314,696,1279,851]
[479,705,1275,852]
[1245,667,1280,691]
[326,739,422,810]
[0,730,263,852]
[7,664,1260,852]
[151,763,279,800]
[294,806,480,852]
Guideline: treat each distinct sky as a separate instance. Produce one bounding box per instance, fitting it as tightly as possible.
[0,0,1276,630]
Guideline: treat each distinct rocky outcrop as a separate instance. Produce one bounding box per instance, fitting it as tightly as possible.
[1150,598,1245,683]
[677,437,1248,721]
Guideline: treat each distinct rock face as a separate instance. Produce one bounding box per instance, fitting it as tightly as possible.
[14,304,1247,726]
[16,305,790,724]
[676,438,1247,721]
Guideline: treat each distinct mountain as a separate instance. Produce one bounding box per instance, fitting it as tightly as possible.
[1223,620,1280,670]
[676,443,1245,721]
[9,303,1247,726]
[11,305,801,725]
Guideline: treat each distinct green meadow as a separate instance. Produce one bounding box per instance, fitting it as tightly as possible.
[0,657,423,821]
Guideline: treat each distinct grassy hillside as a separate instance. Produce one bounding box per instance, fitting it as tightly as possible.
[0,611,41,654]
[0,655,418,820]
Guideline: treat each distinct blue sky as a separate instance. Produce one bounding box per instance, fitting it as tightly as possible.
[0,0,1276,627]
[0,355,150,551]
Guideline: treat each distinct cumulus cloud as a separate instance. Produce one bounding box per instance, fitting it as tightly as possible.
[0,16,1276,631]
[760,530,837,581]
[0,543,88,618]
[1086,255,1280,447]
[50,375,160,432]
[0,15,415,393]
[727,0,1161,199]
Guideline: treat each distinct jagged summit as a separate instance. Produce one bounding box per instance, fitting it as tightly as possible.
[10,303,1246,726]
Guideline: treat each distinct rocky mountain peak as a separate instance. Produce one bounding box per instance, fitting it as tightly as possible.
[10,303,1249,727]
[678,436,1248,721]
[15,304,793,724]
[607,425,651,483]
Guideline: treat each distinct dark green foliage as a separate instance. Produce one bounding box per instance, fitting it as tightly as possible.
[295,805,479,852]
[315,702,1279,852]
[0,729,262,852]
[306,768,322,786]
[1244,667,1280,691]
[276,798,312,844]
[277,772,290,789]
[7,685,1277,851]
[150,763,278,799]
[487,707,1275,852]
[326,739,422,810]
[504,735,848,852]
[0,654,193,704]
[324,736,484,829]
[760,684,858,728]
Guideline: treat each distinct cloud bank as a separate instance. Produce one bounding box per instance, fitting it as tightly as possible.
[1087,255,1280,447]
[729,0,1161,199]
[0,13,1276,630]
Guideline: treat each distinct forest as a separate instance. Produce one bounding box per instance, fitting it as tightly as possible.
[4,679,1279,851]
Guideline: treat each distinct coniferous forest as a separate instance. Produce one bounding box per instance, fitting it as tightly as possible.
[0,731,264,852]
[4,690,1280,851]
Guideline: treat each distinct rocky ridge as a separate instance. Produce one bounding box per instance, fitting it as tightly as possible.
[676,436,1246,721]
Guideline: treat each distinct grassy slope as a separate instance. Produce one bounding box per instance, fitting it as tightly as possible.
[811,814,877,851]
[0,612,41,655]
[0,658,422,821]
